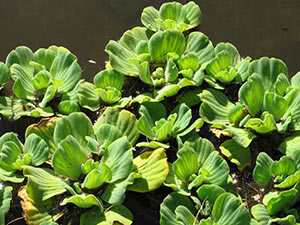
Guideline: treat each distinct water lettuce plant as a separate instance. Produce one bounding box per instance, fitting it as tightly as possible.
[3,1,300,225]
[0,45,100,119]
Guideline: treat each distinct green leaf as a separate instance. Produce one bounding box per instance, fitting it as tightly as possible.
[0,186,12,225]
[24,166,72,200]
[136,141,169,149]
[137,102,166,139]
[33,47,56,71]
[183,135,215,166]
[102,137,133,182]
[263,189,298,215]
[127,148,169,192]
[175,205,198,225]
[6,46,34,72]
[279,131,300,155]
[101,175,133,205]
[0,62,9,85]
[165,58,178,82]
[149,30,185,63]
[178,52,199,72]
[11,64,36,100]
[95,123,122,146]
[225,126,256,148]
[251,204,271,225]
[155,84,182,101]
[197,184,225,208]
[275,73,290,96]
[212,193,251,225]
[52,136,88,180]
[283,88,300,131]
[171,103,192,134]
[82,163,112,189]
[0,167,24,183]
[61,194,103,210]
[239,73,264,116]
[94,107,139,146]
[263,92,288,121]
[160,192,195,225]
[173,146,198,182]
[185,32,215,66]
[54,112,94,153]
[244,112,277,134]
[291,71,300,88]
[200,88,235,124]
[58,100,80,114]
[220,139,251,172]
[32,70,51,90]
[276,170,300,189]
[94,69,124,90]
[0,141,22,172]
[253,152,274,185]
[228,104,244,123]
[249,57,288,92]
[50,51,81,93]
[96,87,121,104]
[23,133,49,166]
[78,81,100,111]
[25,117,58,154]
[177,88,202,107]
[271,156,296,176]
[202,151,229,186]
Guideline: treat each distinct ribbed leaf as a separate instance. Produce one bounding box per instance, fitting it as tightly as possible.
[220,139,251,172]
[61,194,103,210]
[212,193,251,225]
[253,152,274,185]
[94,107,139,146]
[52,136,88,180]
[24,133,49,166]
[200,88,235,124]
[149,30,185,63]
[127,148,168,192]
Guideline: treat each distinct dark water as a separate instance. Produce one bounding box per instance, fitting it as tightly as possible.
[1,0,300,81]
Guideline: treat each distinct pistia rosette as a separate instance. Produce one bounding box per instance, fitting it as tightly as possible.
[141,1,202,32]
[164,135,229,195]
[0,45,99,119]
[160,192,253,225]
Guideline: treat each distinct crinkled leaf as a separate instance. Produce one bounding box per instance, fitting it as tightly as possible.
[24,133,49,166]
[283,88,300,131]
[244,112,277,134]
[50,51,81,93]
[202,151,229,186]
[102,137,133,182]
[127,148,169,192]
[173,146,198,182]
[200,88,235,124]
[94,69,124,90]
[149,30,185,63]
[249,57,288,92]
[54,112,94,153]
[197,184,225,208]
[26,117,59,154]
[251,204,271,225]
[52,136,88,180]
[263,91,288,121]
[212,193,251,225]
[160,192,195,225]
[78,81,100,111]
[23,166,72,201]
[239,73,264,116]
[225,126,256,148]
[94,107,139,146]
[82,163,112,189]
[220,139,251,172]
[0,62,9,85]
[275,73,290,96]
[61,193,103,210]
[253,152,274,185]
[271,156,296,176]
[0,186,12,225]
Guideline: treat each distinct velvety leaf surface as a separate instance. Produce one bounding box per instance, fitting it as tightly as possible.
[94,107,139,146]
[127,148,169,192]
[52,136,88,180]
[24,134,49,166]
